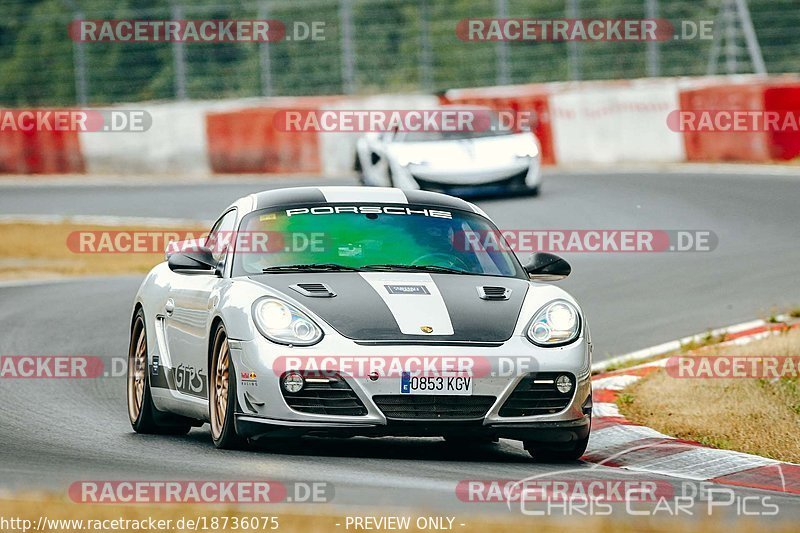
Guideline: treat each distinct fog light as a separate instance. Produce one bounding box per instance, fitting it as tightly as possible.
[282,372,304,393]
[555,374,573,394]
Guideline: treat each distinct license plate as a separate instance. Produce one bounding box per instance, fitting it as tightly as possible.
[401,372,473,395]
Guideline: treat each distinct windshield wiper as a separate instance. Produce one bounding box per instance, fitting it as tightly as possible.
[262,263,362,273]
[360,263,471,275]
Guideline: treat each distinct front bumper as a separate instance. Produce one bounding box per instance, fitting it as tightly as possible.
[229,334,591,442]
[394,157,542,197]
[235,414,591,444]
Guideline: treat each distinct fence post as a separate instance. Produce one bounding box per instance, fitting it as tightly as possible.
[645,0,661,77]
[419,0,433,91]
[71,10,89,106]
[170,1,188,100]
[258,1,273,96]
[63,1,88,105]
[339,0,356,94]
[735,0,767,74]
[566,0,581,80]
[495,0,510,85]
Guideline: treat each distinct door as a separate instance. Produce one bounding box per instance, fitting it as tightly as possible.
[163,208,237,414]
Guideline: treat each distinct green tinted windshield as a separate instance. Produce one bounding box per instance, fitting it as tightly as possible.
[231,204,524,278]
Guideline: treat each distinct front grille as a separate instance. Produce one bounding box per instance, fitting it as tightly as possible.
[373,395,496,420]
[281,373,367,416]
[499,372,574,417]
[412,168,529,192]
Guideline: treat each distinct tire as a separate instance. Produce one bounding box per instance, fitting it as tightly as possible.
[127,308,191,435]
[527,185,540,197]
[524,433,589,462]
[209,323,246,449]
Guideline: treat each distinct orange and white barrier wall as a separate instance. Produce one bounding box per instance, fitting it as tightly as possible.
[1,76,798,175]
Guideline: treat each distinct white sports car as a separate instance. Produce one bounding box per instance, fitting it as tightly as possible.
[354,108,542,197]
[127,187,591,460]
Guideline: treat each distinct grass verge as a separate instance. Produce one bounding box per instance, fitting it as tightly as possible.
[0,222,203,280]
[618,327,800,463]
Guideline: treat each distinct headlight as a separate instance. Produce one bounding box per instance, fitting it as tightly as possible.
[253,298,323,346]
[525,300,581,347]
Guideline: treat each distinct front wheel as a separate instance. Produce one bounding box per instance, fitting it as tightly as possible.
[209,323,246,449]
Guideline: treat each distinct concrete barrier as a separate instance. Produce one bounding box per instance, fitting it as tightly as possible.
[206,97,341,174]
[0,111,84,174]
[549,79,686,165]
[679,81,800,162]
[3,75,799,176]
[766,85,800,161]
[79,100,254,176]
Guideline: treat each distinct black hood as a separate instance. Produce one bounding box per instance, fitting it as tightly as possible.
[248,272,529,343]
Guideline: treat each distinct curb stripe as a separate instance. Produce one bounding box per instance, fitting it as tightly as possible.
[712,464,800,495]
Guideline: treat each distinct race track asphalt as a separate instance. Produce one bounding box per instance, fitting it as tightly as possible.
[0,170,798,516]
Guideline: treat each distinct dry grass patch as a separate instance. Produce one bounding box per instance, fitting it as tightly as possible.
[619,328,800,463]
[0,222,204,280]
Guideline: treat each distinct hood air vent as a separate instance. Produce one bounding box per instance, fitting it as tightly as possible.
[290,283,336,298]
[477,286,511,301]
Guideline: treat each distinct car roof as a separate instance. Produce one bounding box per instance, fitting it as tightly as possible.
[238,186,487,217]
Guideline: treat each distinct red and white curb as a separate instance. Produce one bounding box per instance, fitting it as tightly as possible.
[586,316,800,495]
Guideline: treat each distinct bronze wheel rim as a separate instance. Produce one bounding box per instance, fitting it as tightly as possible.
[127,318,147,423]
[211,334,230,440]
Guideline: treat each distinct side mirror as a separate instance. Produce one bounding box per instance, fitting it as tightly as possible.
[523,252,571,281]
[168,247,218,275]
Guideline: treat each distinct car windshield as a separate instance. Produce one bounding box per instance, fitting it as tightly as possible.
[231,204,524,278]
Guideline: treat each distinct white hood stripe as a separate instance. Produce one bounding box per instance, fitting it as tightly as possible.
[358,272,454,336]
[318,186,408,204]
